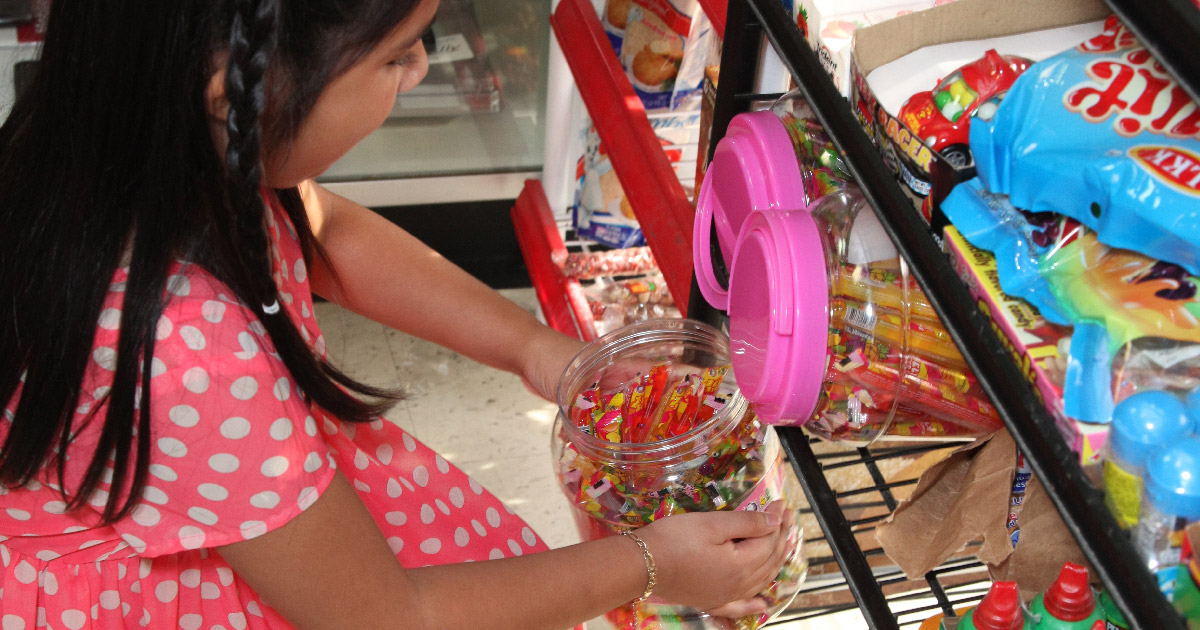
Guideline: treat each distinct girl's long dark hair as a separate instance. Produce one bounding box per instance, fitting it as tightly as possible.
[0,0,418,523]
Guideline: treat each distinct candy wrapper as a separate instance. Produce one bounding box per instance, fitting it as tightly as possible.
[968,15,1200,277]
[586,274,681,337]
[560,246,659,280]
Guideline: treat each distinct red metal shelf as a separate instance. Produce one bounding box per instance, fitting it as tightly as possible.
[510,180,597,342]
[549,0,694,315]
[699,0,728,38]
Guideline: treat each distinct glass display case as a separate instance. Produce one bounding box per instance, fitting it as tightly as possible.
[320,0,555,205]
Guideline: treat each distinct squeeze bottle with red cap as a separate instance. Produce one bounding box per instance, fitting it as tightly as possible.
[1029,563,1104,630]
[956,582,1029,630]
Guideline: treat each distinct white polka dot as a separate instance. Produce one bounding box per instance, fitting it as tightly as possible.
[156,314,173,339]
[420,504,435,524]
[217,567,234,586]
[121,533,147,553]
[386,478,403,498]
[142,486,168,505]
[179,569,201,589]
[188,507,218,526]
[220,417,251,439]
[508,539,523,556]
[87,488,109,507]
[260,456,288,478]
[168,405,201,428]
[454,527,470,547]
[230,376,258,401]
[92,347,117,371]
[229,612,248,630]
[167,274,191,296]
[149,464,177,482]
[5,509,29,521]
[400,477,415,492]
[522,527,537,547]
[273,378,290,401]
[386,537,404,554]
[268,417,293,440]
[246,601,263,617]
[449,487,465,509]
[353,450,369,470]
[435,455,450,474]
[42,568,59,591]
[179,526,206,550]
[156,437,187,458]
[298,487,319,511]
[303,451,323,473]
[60,610,86,630]
[323,418,339,435]
[342,422,357,440]
[420,538,442,554]
[1,616,23,630]
[250,491,280,509]
[182,366,209,393]
[155,579,178,603]
[179,325,206,350]
[180,614,202,630]
[402,433,417,452]
[13,561,35,584]
[99,590,120,610]
[375,444,394,465]
[209,453,239,473]
[130,505,160,527]
[413,466,429,487]
[385,511,407,526]
[201,582,220,599]
[198,483,229,501]
[240,521,268,540]
[472,520,487,537]
[488,548,504,560]
[294,259,307,283]
[435,499,450,515]
[470,478,483,495]
[303,416,317,436]
[234,331,260,361]
[140,559,153,578]
[486,507,501,528]
[98,308,121,330]
[353,479,371,493]
[150,357,166,378]
[202,300,227,323]
[313,335,326,356]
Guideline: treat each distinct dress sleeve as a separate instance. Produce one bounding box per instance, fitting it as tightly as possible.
[111,275,337,557]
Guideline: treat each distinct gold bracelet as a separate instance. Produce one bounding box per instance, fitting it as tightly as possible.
[621,530,657,604]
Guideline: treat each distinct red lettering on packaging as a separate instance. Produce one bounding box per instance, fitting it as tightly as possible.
[1130,146,1200,194]
[1065,47,1200,140]
[1078,15,1138,53]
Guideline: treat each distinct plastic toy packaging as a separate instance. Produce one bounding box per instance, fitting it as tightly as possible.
[942,178,1200,424]
[552,319,808,630]
[968,15,1200,278]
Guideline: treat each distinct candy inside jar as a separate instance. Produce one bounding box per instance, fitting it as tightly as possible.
[552,319,808,630]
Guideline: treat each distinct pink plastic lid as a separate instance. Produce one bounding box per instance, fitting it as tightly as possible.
[694,111,808,310]
[727,209,830,423]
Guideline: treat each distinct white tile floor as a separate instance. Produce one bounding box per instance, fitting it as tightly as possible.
[315,287,873,630]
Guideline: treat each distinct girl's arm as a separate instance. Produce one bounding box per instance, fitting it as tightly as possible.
[299,181,584,401]
[217,472,792,630]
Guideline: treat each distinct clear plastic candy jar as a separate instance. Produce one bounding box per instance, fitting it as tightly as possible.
[723,188,1003,443]
[552,319,807,630]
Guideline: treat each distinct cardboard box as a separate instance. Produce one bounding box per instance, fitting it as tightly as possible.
[795,0,955,97]
[848,0,1109,235]
[943,226,1108,465]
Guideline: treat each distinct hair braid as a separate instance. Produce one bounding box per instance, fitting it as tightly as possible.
[225,0,280,311]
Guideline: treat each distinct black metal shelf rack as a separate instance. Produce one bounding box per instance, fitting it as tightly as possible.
[692,1,1196,628]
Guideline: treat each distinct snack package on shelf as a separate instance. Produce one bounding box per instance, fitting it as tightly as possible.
[584,273,680,337]
[795,0,959,97]
[572,110,700,248]
[969,15,1200,277]
[943,178,1200,426]
[616,0,714,112]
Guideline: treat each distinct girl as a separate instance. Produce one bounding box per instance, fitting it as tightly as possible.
[0,1,793,629]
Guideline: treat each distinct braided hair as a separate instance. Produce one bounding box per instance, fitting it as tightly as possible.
[0,0,419,523]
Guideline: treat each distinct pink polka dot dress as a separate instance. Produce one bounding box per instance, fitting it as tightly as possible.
[0,196,548,629]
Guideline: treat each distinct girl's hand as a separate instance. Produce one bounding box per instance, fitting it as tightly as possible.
[519,328,588,402]
[634,502,794,614]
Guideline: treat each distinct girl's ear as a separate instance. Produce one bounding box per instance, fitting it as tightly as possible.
[206,67,230,122]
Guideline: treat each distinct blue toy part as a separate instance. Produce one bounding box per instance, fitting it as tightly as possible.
[1108,390,1192,468]
[1063,323,1115,424]
[1145,435,1200,520]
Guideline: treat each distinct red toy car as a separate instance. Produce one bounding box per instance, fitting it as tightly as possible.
[897,49,1032,168]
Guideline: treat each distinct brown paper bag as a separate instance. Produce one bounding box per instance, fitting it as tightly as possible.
[875,430,1090,601]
